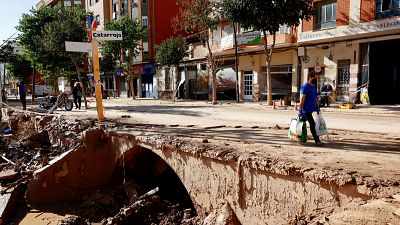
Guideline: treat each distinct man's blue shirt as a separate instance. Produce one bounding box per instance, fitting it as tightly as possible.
[19,84,26,96]
[300,83,317,113]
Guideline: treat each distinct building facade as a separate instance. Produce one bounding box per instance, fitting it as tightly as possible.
[298,0,400,104]
[37,0,85,8]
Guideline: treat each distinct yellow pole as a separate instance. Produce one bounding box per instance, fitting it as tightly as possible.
[91,29,105,121]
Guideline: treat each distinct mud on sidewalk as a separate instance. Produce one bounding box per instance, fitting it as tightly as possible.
[0,109,399,224]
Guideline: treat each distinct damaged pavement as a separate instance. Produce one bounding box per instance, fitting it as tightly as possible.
[0,107,400,224]
[0,110,237,225]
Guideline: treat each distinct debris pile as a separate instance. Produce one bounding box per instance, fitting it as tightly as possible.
[1,112,210,225]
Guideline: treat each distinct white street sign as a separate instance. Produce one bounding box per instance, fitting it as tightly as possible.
[92,31,123,41]
[65,41,92,52]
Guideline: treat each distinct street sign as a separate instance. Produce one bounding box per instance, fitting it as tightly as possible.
[65,41,92,52]
[92,31,123,41]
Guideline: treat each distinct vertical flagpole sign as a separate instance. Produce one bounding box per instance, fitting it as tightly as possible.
[87,15,123,122]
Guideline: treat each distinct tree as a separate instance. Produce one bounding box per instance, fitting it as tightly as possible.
[0,43,16,87]
[102,16,143,100]
[173,0,221,105]
[222,0,314,105]
[17,6,89,91]
[155,37,188,101]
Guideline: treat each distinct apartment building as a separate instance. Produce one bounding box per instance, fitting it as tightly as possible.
[298,0,400,104]
[37,0,85,9]
[85,0,110,30]
[108,0,182,99]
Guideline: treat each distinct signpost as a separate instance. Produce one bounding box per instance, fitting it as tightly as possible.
[65,41,92,53]
[90,30,123,121]
[65,30,122,121]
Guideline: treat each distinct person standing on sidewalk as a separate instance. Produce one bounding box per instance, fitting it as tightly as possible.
[299,71,324,146]
[72,82,83,109]
[17,81,27,110]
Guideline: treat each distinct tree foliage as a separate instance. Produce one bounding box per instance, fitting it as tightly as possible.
[0,43,15,64]
[222,0,314,105]
[7,54,32,82]
[17,5,89,87]
[173,0,222,104]
[101,16,143,99]
[102,16,143,68]
[155,37,187,67]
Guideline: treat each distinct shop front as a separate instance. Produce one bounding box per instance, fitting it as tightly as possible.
[360,38,400,104]
[135,63,156,99]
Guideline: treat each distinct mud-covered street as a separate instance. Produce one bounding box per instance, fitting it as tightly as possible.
[0,100,400,224]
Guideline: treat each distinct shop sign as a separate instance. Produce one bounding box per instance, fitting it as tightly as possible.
[221,31,261,50]
[131,64,155,75]
[237,31,262,45]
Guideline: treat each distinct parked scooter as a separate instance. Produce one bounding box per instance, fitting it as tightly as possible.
[39,92,73,111]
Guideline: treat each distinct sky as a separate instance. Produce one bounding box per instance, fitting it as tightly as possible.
[0,0,39,45]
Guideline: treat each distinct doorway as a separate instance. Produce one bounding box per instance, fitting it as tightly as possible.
[337,59,351,102]
[369,39,400,104]
[244,71,254,100]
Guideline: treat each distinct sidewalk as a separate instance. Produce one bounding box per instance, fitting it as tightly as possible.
[4,96,400,135]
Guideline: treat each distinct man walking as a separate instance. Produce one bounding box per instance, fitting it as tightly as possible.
[17,81,27,110]
[299,71,324,146]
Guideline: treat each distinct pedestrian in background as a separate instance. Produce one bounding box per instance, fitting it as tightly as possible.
[299,71,324,146]
[17,81,27,110]
[72,82,83,109]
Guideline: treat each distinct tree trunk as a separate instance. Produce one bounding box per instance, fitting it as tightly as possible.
[129,48,136,100]
[263,31,276,106]
[205,36,217,105]
[130,79,136,100]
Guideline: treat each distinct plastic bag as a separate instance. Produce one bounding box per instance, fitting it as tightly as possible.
[315,112,328,136]
[288,117,307,142]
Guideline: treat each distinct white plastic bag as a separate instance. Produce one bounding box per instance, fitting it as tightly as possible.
[296,119,304,136]
[315,112,328,136]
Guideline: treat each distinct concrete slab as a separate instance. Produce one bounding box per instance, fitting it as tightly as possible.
[0,187,19,225]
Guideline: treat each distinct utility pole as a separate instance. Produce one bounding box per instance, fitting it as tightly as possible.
[233,22,240,103]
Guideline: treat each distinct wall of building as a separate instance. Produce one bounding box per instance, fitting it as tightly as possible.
[301,42,358,101]
[152,0,183,46]
[86,0,110,30]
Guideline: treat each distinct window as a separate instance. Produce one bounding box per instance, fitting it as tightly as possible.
[89,0,94,6]
[142,16,148,28]
[142,0,147,3]
[113,3,118,19]
[212,27,221,45]
[96,15,100,25]
[223,24,233,37]
[132,0,139,19]
[120,0,128,16]
[376,0,400,19]
[314,0,337,30]
[95,0,99,2]
[165,68,171,90]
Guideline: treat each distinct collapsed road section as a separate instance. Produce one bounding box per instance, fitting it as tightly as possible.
[0,110,400,224]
